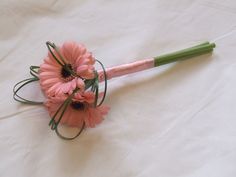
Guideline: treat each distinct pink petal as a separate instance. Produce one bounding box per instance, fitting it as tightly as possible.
[83,91,95,103]
[80,69,95,79]
[76,78,85,90]
[41,78,60,86]
[76,65,89,75]
[62,41,83,63]
[40,71,59,77]
[47,82,62,95]
[40,63,60,71]
[67,109,86,127]
[98,105,110,115]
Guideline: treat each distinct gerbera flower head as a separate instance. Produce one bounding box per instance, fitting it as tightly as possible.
[39,41,96,96]
[45,91,109,128]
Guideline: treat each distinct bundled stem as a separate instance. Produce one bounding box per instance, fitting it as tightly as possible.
[154,42,216,66]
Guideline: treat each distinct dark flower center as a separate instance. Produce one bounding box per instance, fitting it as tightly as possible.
[61,64,73,78]
[71,101,85,110]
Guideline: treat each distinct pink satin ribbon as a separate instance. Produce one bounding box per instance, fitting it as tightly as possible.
[98,58,154,82]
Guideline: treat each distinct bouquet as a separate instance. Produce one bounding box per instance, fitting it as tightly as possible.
[13,41,215,140]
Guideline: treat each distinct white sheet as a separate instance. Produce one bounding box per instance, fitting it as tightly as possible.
[1,0,236,176]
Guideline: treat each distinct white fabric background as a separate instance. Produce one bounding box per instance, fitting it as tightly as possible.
[0,0,236,176]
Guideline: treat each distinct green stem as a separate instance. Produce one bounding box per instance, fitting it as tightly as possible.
[154,42,216,66]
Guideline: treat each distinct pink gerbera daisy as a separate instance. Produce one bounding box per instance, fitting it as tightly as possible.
[45,91,109,128]
[39,41,95,96]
